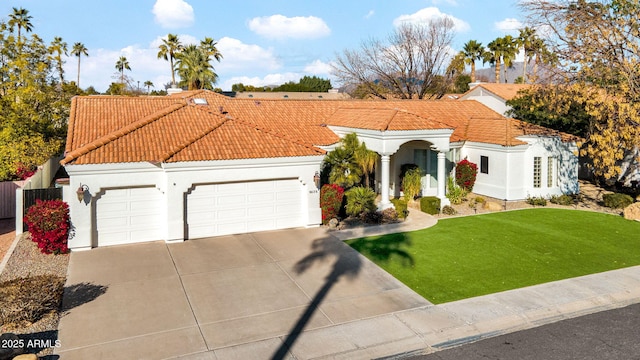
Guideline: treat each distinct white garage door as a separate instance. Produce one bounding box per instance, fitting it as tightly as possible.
[187,179,303,239]
[96,187,164,247]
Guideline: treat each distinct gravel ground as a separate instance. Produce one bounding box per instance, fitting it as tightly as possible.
[0,232,69,358]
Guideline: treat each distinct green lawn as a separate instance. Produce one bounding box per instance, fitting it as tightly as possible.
[346,208,640,304]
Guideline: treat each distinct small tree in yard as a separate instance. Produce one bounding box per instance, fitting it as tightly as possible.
[455,159,478,192]
[24,199,70,254]
[402,167,422,202]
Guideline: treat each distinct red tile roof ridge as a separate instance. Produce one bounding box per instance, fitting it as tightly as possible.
[61,101,188,165]
[65,95,79,154]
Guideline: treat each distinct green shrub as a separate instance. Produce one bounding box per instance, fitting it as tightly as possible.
[550,194,574,206]
[402,167,422,201]
[0,275,65,327]
[345,186,377,217]
[603,193,634,209]
[442,205,457,215]
[420,196,441,215]
[455,159,478,191]
[390,198,408,219]
[446,177,468,205]
[526,196,547,206]
[474,196,485,204]
[320,184,345,224]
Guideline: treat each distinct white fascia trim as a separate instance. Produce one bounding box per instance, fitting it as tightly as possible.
[463,141,529,153]
[161,155,325,172]
[64,162,162,176]
[328,126,454,139]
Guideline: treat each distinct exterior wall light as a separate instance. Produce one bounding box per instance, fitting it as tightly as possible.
[313,172,321,190]
[77,184,89,202]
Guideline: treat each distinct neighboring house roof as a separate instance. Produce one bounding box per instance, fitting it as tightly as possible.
[462,83,531,101]
[232,91,351,100]
[62,90,574,166]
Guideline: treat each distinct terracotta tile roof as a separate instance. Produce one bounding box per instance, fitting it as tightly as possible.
[62,90,576,166]
[466,83,531,101]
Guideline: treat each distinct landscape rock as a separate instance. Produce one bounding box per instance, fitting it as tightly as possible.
[0,333,24,360]
[623,202,640,221]
[328,218,339,229]
[483,201,503,211]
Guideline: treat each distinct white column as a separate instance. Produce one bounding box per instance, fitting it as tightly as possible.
[437,151,450,207]
[379,155,393,210]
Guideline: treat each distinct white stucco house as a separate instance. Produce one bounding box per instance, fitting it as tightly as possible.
[61,90,579,250]
[459,83,531,116]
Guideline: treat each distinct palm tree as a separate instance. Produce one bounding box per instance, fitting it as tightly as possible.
[354,143,378,188]
[115,56,131,85]
[485,40,502,83]
[157,34,183,87]
[71,42,89,88]
[8,7,33,43]
[500,35,518,83]
[518,27,537,83]
[48,37,68,83]
[175,45,218,90]
[199,37,223,62]
[144,80,154,94]
[461,40,484,83]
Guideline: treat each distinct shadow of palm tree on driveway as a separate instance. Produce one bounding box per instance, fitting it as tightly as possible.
[271,231,413,360]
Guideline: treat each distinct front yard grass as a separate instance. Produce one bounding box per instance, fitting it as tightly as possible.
[346,208,640,304]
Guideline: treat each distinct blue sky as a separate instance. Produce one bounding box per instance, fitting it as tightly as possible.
[5,0,525,92]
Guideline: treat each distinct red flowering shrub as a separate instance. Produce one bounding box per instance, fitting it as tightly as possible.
[455,159,478,192]
[24,199,70,254]
[15,163,36,180]
[320,184,344,224]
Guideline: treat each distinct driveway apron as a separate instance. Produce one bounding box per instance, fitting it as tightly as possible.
[56,227,430,359]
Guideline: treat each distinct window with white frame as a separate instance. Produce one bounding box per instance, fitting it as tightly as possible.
[547,156,554,187]
[533,157,542,188]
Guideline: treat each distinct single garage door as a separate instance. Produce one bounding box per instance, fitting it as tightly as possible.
[96,187,164,247]
[187,179,303,239]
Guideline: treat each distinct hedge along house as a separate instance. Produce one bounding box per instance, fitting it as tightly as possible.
[61,90,579,250]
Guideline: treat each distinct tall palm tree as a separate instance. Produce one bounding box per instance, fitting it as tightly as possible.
[144,80,154,94]
[461,40,485,83]
[175,45,218,90]
[48,36,68,84]
[157,34,183,87]
[199,37,223,62]
[115,56,131,85]
[500,35,518,83]
[485,39,502,83]
[71,42,89,88]
[8,7,33,43]
[518,27,537,83]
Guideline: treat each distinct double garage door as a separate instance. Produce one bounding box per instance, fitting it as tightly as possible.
[95,179,303,246]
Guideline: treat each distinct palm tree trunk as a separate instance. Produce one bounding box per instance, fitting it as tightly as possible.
[495,60,501,83]
[170,57,176,86]
[471,62,476,83]
[77,57,81,88]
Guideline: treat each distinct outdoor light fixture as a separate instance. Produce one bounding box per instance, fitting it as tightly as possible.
[76,184,89,202]
[313,171,321,189]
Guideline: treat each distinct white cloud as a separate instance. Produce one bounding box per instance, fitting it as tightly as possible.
[152,0,195,29]
[364,10,375,19]
[304,60,332,75]
[494,18,522,33]
[247,15,331,40]
[393,7,470,33]
[216,37,281,72]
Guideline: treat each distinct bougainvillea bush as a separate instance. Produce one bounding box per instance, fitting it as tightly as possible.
[24,199,70,254]
[455,159,478,192]
[320,184,344,224]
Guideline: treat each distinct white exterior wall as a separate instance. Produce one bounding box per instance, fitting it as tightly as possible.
[460,137,579,201]
[460,88,511,116]
[63,156,324,250]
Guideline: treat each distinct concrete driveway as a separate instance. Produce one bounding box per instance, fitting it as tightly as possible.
[56,227,430,359]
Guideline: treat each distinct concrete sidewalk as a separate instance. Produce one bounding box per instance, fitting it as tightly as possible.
[55,210,640,359]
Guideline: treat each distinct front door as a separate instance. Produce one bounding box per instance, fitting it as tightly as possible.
[414,149,438,196]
